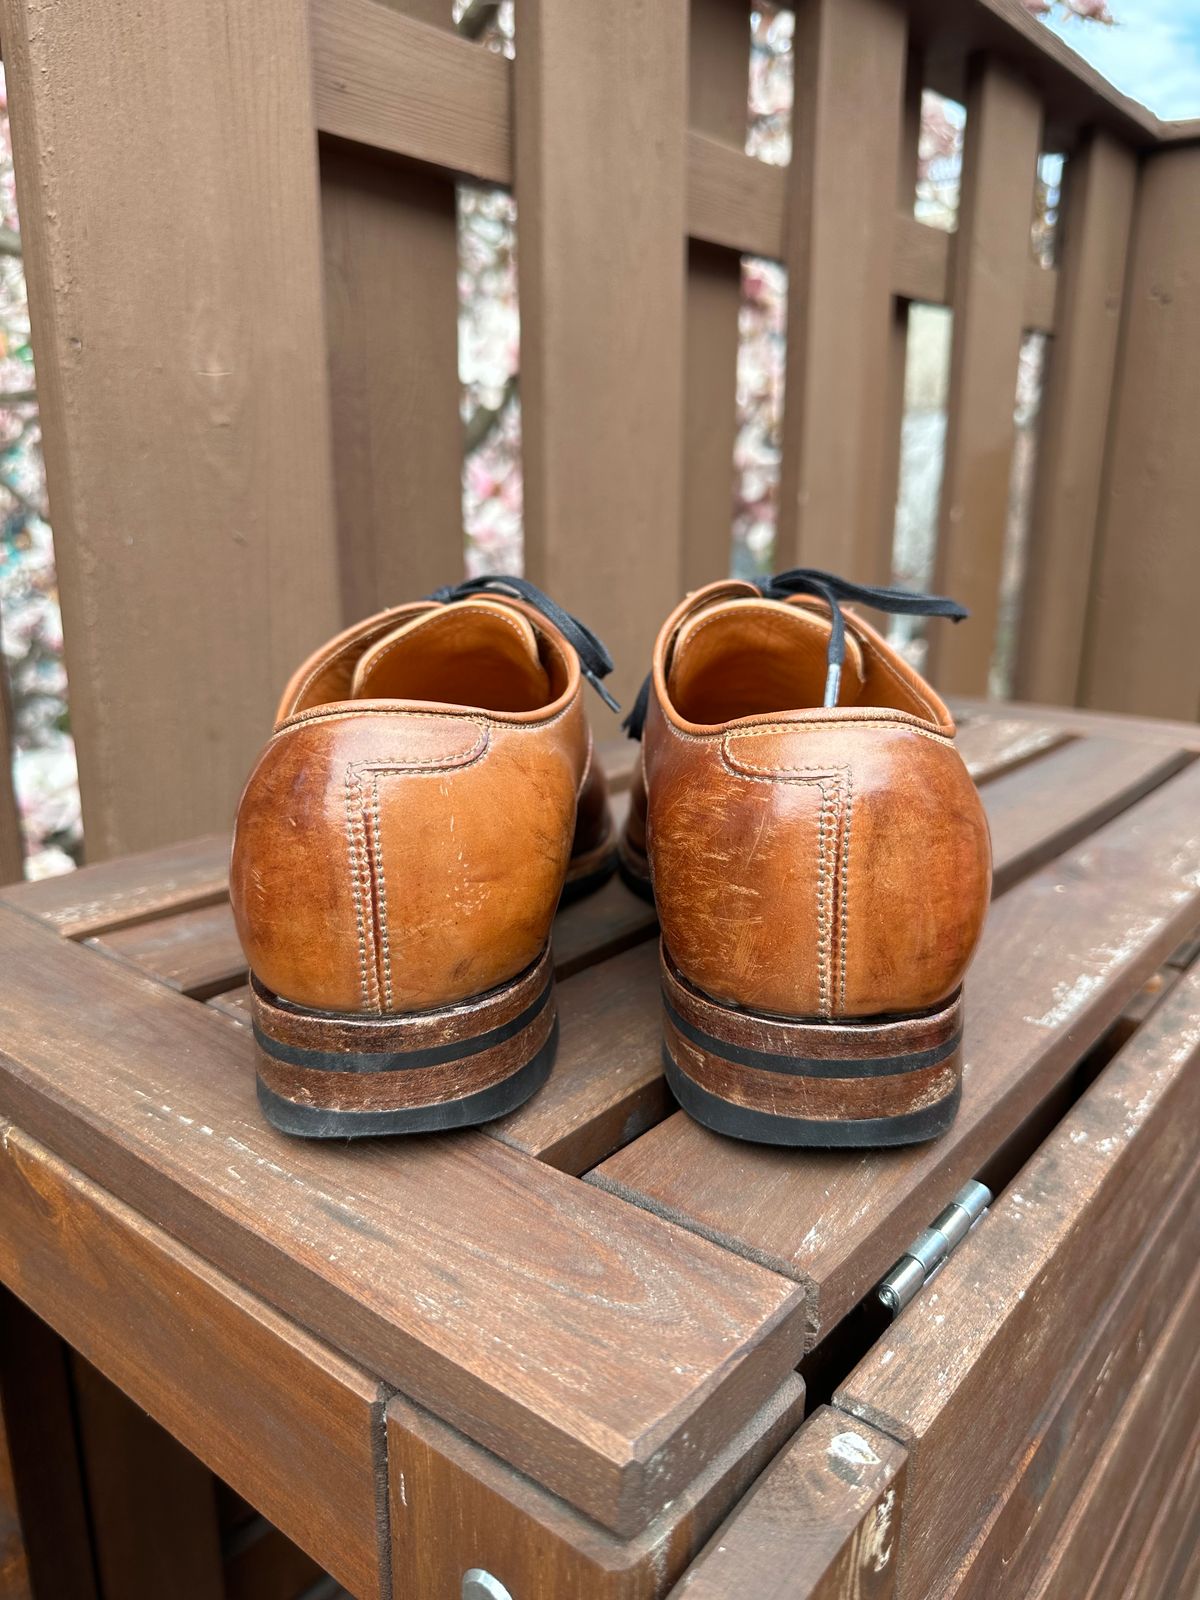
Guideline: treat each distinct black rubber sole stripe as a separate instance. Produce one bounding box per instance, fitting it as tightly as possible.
[663,1049,960,1149]
[253,974,553,1075]
[662,992,962,1079]
[257,1022,558,1139]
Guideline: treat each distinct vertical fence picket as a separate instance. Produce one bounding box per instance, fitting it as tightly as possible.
[1013,131,1137,707]
[926,61,1042,693]
[879,59,925,581]
[322,142,465,615]
[1079,143,1200,720]
[776,0,909,581]
[0,667,21,883]
[0,0,342,859]
[514,0,689,704]
[681,0,750,590]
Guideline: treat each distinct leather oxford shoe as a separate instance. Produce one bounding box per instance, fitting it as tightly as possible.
[620,570,992,1148]
[231,577,617,1137]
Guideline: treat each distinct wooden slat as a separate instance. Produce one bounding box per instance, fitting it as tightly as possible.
[1014,132,1138,705]
[927,61,1042,692]
[0,909,806,1538]
[321,139,465,615]
[591,760,1200,1344]
[984,736,1189,893]
[879,64,925,577]
[0,662,21,887]
[388,1378,805,1600]
[777,0,909,581]
[686,135,786,259]
[953,716,1070,782]
[680,0,749,592]
[1120,1399,1200,1600]
[837,964,1200,1600]
[311,0,510,185]
[0,1121,389,1599]
[1079,144,1200,720]
[671,1406,907,1599]
[0,0,342,859]
[0,1291,99,1600]
[501,732,1183,1190]
[514,0,688,707]
[944,1150,1200,1597]
[70,1358,226,1600]
[489,942,671,1174]
[951,695,1200,753]
[0,833,230,938]
[91,901,249,999]
[1039,1303,1200,1600]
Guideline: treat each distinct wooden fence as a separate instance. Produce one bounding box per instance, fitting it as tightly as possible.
[0,0,1198,875]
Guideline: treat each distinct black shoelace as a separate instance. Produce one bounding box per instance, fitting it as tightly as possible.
[622,568,967,739]
[428,575,620,712]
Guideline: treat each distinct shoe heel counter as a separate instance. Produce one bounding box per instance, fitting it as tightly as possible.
[231,716,380,1013]
[649,720,991,1019]
[232,711,580,1014]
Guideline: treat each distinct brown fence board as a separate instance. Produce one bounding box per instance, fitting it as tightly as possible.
[836,966,1200,1599]
[928,61,1042,692]
[515,0,689,705]
[1079,144,1200,721]
[321,141,465,615]
[0,908,806,1538]
[0,0,342,860]
[680,0,750,593]
[777,0,909,581]
[670,1406,907,1599]
[0,1120,388,1599]
[591,761,1200,1344]
[1015,132,1138,706]
[311,0,510,186]
[0,666,21,886]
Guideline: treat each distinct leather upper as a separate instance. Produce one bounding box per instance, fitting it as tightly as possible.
[629,581,992,1020]
[231,597,611,1015]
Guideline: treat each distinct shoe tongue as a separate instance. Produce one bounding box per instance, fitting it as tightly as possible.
[668,597,866,719]
[351,597,551,712]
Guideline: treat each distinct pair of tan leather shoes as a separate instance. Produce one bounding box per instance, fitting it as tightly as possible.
[231,573,991,1147]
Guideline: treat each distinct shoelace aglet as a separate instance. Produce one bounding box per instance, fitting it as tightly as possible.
[822,661,842,709]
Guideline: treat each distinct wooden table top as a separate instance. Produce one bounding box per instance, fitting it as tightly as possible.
[1,699,1198,1592]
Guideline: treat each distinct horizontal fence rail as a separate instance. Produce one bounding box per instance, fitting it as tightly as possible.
[0,0,1197,871]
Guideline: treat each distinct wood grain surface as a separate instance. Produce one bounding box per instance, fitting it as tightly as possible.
[0,908,805,1538]
[0,1121,389,1599]
[388,1378,805,1600]
[0,0,342,858]
[672,1406,907,1600]
[836,964,1200,1600]
[592,761,1200,1341]
[928,60,1042,692]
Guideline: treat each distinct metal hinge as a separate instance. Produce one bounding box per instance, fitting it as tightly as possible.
[877,1179,992,1315]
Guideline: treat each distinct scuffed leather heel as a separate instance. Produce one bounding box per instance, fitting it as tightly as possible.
[659,943,962,1148]
[251,946,557,1138]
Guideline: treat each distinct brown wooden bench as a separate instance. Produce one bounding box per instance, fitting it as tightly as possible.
[1,702,1198,1596]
